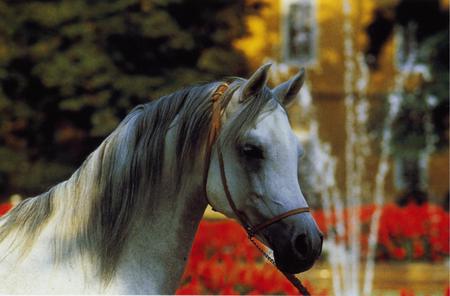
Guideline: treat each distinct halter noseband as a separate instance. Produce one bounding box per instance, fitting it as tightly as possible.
[203,83,311,295]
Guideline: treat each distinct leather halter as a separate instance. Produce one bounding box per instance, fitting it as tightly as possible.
[203,83,311,295]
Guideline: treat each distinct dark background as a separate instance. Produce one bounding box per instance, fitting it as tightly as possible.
[0,0,253,197]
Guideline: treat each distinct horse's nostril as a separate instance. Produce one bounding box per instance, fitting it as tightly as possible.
[294,233,309,256]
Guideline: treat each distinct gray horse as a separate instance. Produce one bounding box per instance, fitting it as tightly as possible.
[0,64,322,294]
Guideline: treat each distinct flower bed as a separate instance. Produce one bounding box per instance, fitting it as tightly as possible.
[177,203,448,294]
[176,219,327,295]
[314,203,449,261]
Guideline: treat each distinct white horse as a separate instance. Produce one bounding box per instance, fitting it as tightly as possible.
[0,64,322,294]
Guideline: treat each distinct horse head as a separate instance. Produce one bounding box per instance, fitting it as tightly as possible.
[206,64,323,274]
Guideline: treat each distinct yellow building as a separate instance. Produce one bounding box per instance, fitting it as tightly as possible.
[233,0,449,203]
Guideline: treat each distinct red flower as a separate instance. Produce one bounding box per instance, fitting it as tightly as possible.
[412,240,425,259]
[176,278,202,295]
[0,203,12,216]
[218,286,240,295]
[399,287,415,296]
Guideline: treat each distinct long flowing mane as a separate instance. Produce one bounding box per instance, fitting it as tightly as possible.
[0,78,275,282]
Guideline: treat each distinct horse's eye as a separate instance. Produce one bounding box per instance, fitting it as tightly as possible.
[240,144,264,160]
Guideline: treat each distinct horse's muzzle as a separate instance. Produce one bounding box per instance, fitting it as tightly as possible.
[264,214,323,274]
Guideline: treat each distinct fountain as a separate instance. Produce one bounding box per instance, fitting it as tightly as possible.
[270,0,435,295]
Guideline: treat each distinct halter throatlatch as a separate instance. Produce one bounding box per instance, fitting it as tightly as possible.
[203,83,311,295]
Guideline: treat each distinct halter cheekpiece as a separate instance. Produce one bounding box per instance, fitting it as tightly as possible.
[203,82,311,295]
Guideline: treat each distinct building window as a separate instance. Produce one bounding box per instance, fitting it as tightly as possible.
[282,0,317,65]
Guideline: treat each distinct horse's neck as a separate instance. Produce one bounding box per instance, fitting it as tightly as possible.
[0,117,210,293]
[112,128,208,293]
[115,179,207,293]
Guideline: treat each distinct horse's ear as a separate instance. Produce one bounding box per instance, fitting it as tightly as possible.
[240,63,272,103]
[273,68,305,107]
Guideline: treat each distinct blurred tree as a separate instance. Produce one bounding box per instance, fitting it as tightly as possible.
[0,0,251,198]
[365,0,449,195]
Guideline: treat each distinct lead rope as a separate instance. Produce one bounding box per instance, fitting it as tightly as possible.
[207,83,311,296]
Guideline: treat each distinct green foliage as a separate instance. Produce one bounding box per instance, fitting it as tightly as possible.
[390,29,449,157]
[0,0,250,197]
[369,27,449,157]
[368,26,449,192]
[390,93,432,158]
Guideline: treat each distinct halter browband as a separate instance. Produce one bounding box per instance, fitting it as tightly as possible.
[203,82,311,295]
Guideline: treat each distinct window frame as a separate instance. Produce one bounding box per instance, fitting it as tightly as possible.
[281,0,319,66]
